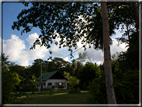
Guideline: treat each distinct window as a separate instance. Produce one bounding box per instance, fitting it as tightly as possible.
[55,83,58,88]
[48,82,52,86]
[43,82,45,86]
[55,82,66,89]
[56,82,66,88]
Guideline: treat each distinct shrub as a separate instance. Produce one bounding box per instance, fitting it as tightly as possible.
[64,71,80,93]
[49,87,54,95]
[87,71,107,104]
[78,62,101,90]
[2,71,21,104]
[87,69,139,104]
[113,69,139,104]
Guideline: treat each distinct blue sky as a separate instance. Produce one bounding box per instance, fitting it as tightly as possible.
[1,2,128,66]
[3,3,38,40]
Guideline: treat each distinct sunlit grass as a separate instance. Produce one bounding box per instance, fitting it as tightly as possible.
[80,90,88,93]
[53,92,68,96]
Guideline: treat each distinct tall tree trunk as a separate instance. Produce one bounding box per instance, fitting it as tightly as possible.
[101,2,117,104]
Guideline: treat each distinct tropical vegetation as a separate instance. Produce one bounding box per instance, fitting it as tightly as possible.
[1,1,140,104]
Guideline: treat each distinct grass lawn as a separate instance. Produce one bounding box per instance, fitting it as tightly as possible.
[12,90,90,104]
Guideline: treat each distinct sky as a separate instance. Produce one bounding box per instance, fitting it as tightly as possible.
[1,2,129,67]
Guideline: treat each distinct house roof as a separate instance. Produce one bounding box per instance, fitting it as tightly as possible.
[36,71,58,81]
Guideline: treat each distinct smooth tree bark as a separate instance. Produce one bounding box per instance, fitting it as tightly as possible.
[101,2,117,104]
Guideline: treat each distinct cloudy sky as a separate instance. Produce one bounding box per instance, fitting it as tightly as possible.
[1,2,128,66]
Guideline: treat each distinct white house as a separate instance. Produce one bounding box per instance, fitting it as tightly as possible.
[36,71,67,90]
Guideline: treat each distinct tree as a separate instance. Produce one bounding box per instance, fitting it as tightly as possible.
[2,53,21,104]
[88,62,139,104]
[106,2,139,51]
[70,59,77,76]
[12,3,116,56]
[88,71,107,104]
[31,59,47,78]
[76,52,87,64]
[3,71,21,103]
[1,53,10,71]
[75,61,83,78]
[107,2,139,71]
[101,2,116,104]
[11,2,137,58]
[111,53,139,104]
[9,64,26,78]
[63,63,72,74]
[12,2,137,103]
[64,71,80,93]
[78,62,101,90]
[29,74,38,94]
[52,57,70,74]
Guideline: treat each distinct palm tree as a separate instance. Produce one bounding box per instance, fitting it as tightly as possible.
[2,53,10,71]
[101,2,117,104]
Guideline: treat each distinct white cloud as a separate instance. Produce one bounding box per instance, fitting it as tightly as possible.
[110,38,128,55]
[73,38,128,65]
[3,33,70,66]
[3,33,50,66]
[26,33,39,46]
[3,32,128,66]
[63,57,68,62]
[3,34,26,61]
[49,36,69,58]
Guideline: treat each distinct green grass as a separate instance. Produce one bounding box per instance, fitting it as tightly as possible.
[12,90,89,104]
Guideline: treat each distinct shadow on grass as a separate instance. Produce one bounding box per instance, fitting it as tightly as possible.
[12,90,89,104]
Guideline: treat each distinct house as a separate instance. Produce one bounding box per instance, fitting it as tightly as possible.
[36,71,67,90]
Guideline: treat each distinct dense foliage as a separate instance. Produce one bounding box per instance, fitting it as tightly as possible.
[88,48,139,104]
[2,54,21,104]
[2,46,139,104]
[88,71,107,104]
[12,2,125,58]
[114,69,139,104]
[64,71,80,93]
[78,62,101,90]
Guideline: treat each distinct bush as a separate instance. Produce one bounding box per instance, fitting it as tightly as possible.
[64,71,80,93]
[49,87,54,95]
[2,71,21,104]
[113,69,139,104]
[78,62,101,90]
[87,69,139,104]
[87,71,107,104]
